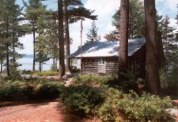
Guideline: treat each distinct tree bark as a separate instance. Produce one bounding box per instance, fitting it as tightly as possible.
[156,31,165,68]
[119,0,129,75]
[6,18,10,76]
[0,60,2,73]
[64,0,71,73]
[39,61,42,72]
[58,0,65,78]
[32,22,36,72]
[12,29,16,64]
[144,0,160,94]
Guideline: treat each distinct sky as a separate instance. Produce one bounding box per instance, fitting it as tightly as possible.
[17,0,178,54]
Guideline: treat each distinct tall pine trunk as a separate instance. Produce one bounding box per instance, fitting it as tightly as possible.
[12,29,16,64]
[32,22,36,72]
[39,61,42,72]
[119,0,129,75]
[0,60,2,73]
[64,0,71,73]
[144,0,160,94]
[58,0,65,78]
[6,19,10,76]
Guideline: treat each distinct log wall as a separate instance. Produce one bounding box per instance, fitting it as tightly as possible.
[80,45,146,76]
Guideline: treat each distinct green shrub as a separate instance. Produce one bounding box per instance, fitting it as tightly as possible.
[73,75,115,87]
[61,85,105,117]
[160,69,178,98]
[98,88,124,122]
[98,90,175,122]
[0,79,64,101]
[35,82,64,100]
[33,70,58,76]
[21,70,33,74]
[0,81,28,101]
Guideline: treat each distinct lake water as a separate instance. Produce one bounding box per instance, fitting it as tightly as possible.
[17,57,53,71]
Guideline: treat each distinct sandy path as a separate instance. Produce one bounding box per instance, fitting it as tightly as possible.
[0,100,177,122]
[0,101,96,122]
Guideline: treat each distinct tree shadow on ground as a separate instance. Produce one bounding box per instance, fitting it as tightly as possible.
[56,100,100,122]
[0,99,55,108]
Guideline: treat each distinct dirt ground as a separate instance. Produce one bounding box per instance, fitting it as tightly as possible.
[0,100,99,122]
[0,100,177,122]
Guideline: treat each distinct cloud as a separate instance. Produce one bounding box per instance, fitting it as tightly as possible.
[156,0,178,17]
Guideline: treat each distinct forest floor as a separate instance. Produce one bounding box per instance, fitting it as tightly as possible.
[0,100,100,122]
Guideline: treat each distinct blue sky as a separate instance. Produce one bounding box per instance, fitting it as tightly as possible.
[17,0,178,54]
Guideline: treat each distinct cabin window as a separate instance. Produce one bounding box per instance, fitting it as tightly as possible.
[98,58,106,74]
[98,58,106,65]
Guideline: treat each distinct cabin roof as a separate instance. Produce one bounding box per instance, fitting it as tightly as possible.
[70,38,145,58]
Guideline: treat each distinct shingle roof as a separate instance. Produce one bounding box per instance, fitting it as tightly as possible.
[70,38,145,58]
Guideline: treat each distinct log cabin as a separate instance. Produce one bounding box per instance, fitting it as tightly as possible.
[70,38,146,76]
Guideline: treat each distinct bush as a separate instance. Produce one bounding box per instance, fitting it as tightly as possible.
[33,70,58,76]
[35,82,64,100]
[0,79,64,101]
[73,75,115,87]
[98,89,175,122]
[21,70,33,74]
[0,83,26,101]
[61,85,105,117]
[160,69,178,98]
[98,88,124,122]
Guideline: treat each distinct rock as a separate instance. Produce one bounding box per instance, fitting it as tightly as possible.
[66,72,72,78]
[65,78,74,87]
[166,109,178,117]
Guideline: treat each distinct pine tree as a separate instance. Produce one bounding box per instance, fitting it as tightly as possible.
[64,0,97,74]
[105,0,144,41]
[0,0,23,76]
[87,21,98,42]
[58,0,65,78]
[144,0,160,94]
[23,0,47,72]
[36,35,49,71]
[10,0,24,75]
[64,0,71,73]
[119,0,129,75]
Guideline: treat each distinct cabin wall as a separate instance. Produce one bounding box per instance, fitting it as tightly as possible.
[81,58,98,74]
[81,57,118,75]
[105,57,118,75]
[81,45,145,76]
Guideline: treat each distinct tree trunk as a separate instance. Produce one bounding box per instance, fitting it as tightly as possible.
[6,19,10,76]
[156,31,165,68]
[0,60,2,73]
[52,55,57,70]
[32,22,36,72]
[119,0,129,75]
[144,0,160,94]
[39,61,42,72]
[58,0,65,78]
[12,29,16,64]
[64,0,71,73]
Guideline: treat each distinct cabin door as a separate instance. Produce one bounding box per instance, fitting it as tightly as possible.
[98,58,106,74]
